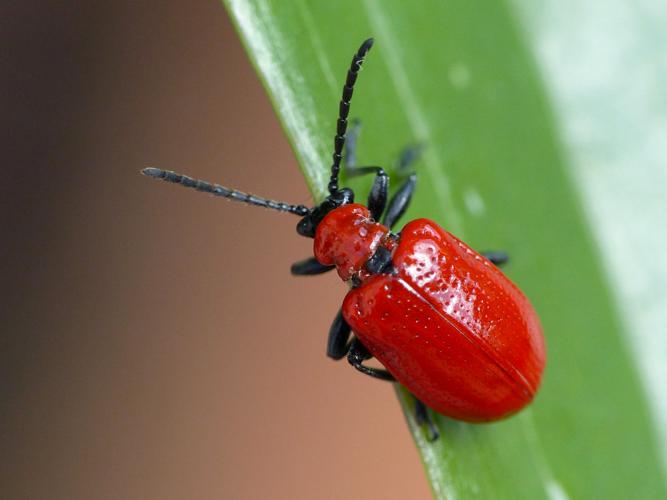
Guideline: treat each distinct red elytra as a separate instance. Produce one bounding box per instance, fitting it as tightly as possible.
[315,204,546,422]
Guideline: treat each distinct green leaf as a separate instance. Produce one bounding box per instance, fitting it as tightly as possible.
[222,0,667,497]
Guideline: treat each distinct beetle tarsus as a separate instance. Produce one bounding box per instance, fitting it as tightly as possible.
[344,119,362,169]
[291,257,335,276]
[327,308,352,360]
[396,144,424,173]
[383,174,417,229]
[482,251,509,267]
[343,164,389,221]
[381,144,422,229]
[347,338,395,381]
[414,397,440,442]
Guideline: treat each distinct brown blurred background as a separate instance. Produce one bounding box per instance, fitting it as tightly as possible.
[1,1,429,499]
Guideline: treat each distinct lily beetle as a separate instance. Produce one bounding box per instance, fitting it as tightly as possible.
[142,38,546,441]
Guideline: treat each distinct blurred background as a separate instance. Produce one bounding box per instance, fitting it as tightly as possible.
[1,1,430,499]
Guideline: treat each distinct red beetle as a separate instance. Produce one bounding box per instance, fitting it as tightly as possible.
[143,38,546,440]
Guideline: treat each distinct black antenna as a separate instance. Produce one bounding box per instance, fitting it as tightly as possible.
[142,168,309,216]
[328,38,374,195]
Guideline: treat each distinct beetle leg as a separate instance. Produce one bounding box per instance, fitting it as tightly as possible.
[347,338,395,381]
[342,120,389,220]
[395,144,424,173]
[481,251,509,267]
[414,397,440,442]
[383,174,417,229]
[327,308,352,360]
[290,257,335,276]
[380,143,422,229]
[343,165,388,221]
[365,169,389,221]
[365,246,394,275]
[344,119,362,169]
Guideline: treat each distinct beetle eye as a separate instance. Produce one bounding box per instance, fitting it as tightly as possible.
[297,216,316,238]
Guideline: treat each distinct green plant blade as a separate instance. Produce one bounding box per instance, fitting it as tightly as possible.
[222,1,667,498]
[513,0,667,471]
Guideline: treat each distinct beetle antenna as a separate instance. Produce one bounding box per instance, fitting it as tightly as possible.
[142,168,310,216]
[328,38,374,195]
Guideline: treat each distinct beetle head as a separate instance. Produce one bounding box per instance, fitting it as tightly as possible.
[296,188,354,238]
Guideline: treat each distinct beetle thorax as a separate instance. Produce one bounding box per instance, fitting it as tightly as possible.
[313,204,390,281]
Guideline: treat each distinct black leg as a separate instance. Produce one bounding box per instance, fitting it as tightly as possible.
[381,143,422,229]
[343,121,389,221]
[365,246,393,275]
[396,144,424,173]
[346,337,440,441]
[383,174,417,229]
[291,257,335,276]
[481,251,509,267]
[327,309,352,360]
[414,397,440,442]
[366,169,389,221]
[344,119,362,169]
[347,338,395,381]
[343,166,388,221]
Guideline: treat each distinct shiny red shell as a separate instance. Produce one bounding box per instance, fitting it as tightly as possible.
[315,204,546,422]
